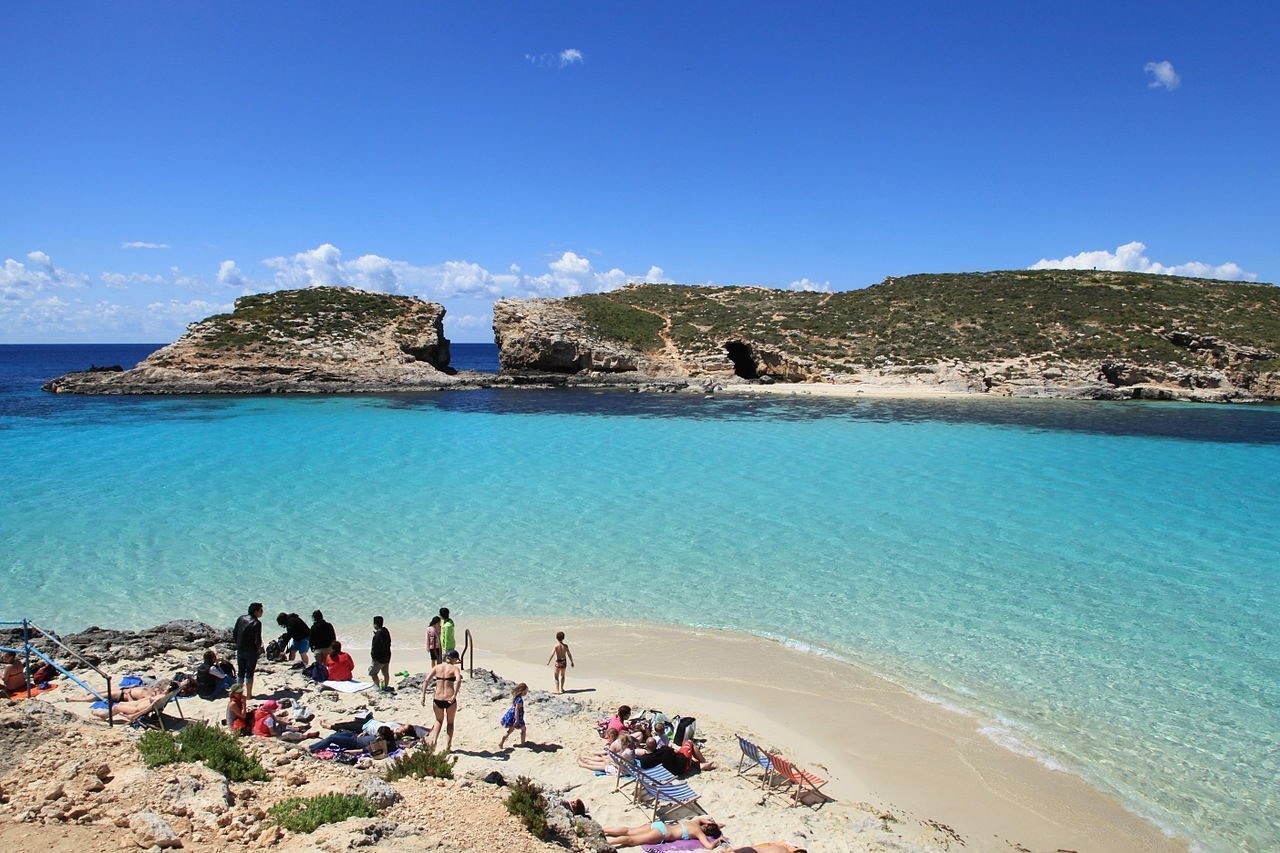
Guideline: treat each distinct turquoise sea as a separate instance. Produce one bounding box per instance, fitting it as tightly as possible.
[1,344,1278,850]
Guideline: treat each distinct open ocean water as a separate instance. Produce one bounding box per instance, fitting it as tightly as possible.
[1,343,1277,850]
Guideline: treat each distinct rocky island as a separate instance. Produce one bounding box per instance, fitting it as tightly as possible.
[46,270,1280,402]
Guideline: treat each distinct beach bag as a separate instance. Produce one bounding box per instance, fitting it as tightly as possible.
[500,707,516,728]
[673,715,697,745]
[335,752,358,765]
[302,662,328,683]
[265,637,288,662]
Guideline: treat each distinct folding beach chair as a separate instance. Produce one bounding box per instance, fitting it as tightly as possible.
[611,751,680,807]
[765,752,828,807]
[634,768,702,821]
[735,734,773,787]
[127,686,185,731]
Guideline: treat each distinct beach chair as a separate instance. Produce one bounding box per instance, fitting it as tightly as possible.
[127,686,185,731]
[735,734,773,787]
[633,768,702,821]
[611,751,680,805]
[765,752,828,807]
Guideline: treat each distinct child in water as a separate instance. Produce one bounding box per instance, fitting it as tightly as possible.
[546,631,575,694]
[499,682,528,748]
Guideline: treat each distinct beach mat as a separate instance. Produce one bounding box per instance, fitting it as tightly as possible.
[321,680,374,693]
[643,840,730,853]
[5,682,59,702]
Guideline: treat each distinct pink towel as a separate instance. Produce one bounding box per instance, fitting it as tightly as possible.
[642,838,729,852]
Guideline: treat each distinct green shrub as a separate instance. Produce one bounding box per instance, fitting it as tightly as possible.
[384,746,455,781]
[137,729,180,766]
[269,793,378,834]
[504,775,549,839]
[133,722,268,782]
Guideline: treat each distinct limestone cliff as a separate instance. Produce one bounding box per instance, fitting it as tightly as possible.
[45,287,460,394]
[490,271,1280,402]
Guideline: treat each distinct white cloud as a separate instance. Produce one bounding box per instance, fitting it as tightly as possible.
[787,278,831,292]
[100,272,166,290]
[1,250,90,299]
[1030,241,1256,281]
[217,260,245,288]
[1144,60,1181,91]
[121,241,171,249]
[525,49,585,68]
[260,244,664,300]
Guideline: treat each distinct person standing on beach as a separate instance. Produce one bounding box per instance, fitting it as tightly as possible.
[233,602,264,699]
[370,616,392,692]
[546,631,574,694]
[439,607,456,656]
[424,648,463,753]
[499,682,528,749]
[309,610,336,665]
[425,615,442,666]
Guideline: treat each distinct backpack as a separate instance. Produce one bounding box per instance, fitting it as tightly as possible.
[264,637,288,662]
[302,662,328,683]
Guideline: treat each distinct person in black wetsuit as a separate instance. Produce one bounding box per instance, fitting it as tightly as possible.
[233,602,264,699]
[310,610,336,665]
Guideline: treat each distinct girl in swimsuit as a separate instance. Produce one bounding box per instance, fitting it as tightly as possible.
[602,816,724,849]
[423,648,462,753]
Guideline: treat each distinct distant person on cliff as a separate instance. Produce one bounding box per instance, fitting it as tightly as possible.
[439,607,456,656]
[326,640,355,681]
[425,615,442,666]
[309,610,336,665]
[233,602,264,699]
[276,612,312,668]
[369,616,392,691]
[546,630,574,694]
[424,649,463,753]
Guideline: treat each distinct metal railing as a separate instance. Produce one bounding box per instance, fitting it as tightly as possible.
[0,618,115,726]
[460,628,474,676]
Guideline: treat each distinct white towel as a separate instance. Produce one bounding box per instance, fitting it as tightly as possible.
[320,680,374,693]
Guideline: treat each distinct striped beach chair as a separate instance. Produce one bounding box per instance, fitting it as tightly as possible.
[634,767,702,820]
[735,734,773,787]
[765,752,828,807]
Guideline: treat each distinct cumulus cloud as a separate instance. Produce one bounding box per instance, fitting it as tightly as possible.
[1144,60,1181,91]
[1030,241,1256,281]
[787,278,832,292]
[217,260,245,288]
[260,244,664,300]
[525,48,584,68]
[121,241,170,249]
[100,272,167,290]
[1,250,90,299]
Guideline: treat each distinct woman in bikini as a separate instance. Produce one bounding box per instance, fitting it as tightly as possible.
[603,816,724,849]
[423,648,463,753]
[66,682,162,704]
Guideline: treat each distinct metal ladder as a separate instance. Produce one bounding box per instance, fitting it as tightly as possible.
[1,618,116,726]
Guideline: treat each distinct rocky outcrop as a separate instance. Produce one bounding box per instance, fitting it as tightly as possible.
[59,620,231,667]
[491,274,1280,402]
[44,287,462,394]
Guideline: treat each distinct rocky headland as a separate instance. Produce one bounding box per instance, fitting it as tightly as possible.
[44,270,1280,402]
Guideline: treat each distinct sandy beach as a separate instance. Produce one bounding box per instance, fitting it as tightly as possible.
[359,616,1182,852]
[5,615,1187,852]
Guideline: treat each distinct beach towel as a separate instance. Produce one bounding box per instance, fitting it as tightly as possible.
[642,839,729,853]
[119,675,144,688]
[320,680,374,693]
[5,682,59,701]
[90,700,110,710]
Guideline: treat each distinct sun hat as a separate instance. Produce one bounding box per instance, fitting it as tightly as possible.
[261,699,279,712]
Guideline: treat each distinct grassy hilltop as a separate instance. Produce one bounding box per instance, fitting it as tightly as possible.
[564,269,1280,374]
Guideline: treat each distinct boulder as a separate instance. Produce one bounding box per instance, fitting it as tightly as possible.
[129,812,183,849]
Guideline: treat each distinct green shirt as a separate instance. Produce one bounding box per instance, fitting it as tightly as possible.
[441,618,456,651]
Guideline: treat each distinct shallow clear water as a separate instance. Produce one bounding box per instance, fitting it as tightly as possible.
[1,344,1278,850]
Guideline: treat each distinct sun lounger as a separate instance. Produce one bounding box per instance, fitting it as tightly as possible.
[735,734,773,787]
[633,769,702,821]
[765,751,828,807]
[127,686,184,730]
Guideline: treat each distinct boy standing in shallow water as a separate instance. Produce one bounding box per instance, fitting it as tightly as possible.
[546,631,574,694]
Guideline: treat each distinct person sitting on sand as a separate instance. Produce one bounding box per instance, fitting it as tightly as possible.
[251,699,315,742]
[423,648,462,753]
[195,648,236,699]
[638,736,715,775]
[606,705,632,734]
[2,653,26,694]
[577,727,624,771]
[604,817,725,849]
[546,631,574,694]
[325,640,355,681]
[226,683,249,734]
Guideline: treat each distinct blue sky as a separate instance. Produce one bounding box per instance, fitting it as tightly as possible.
[2,1,1277,343]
